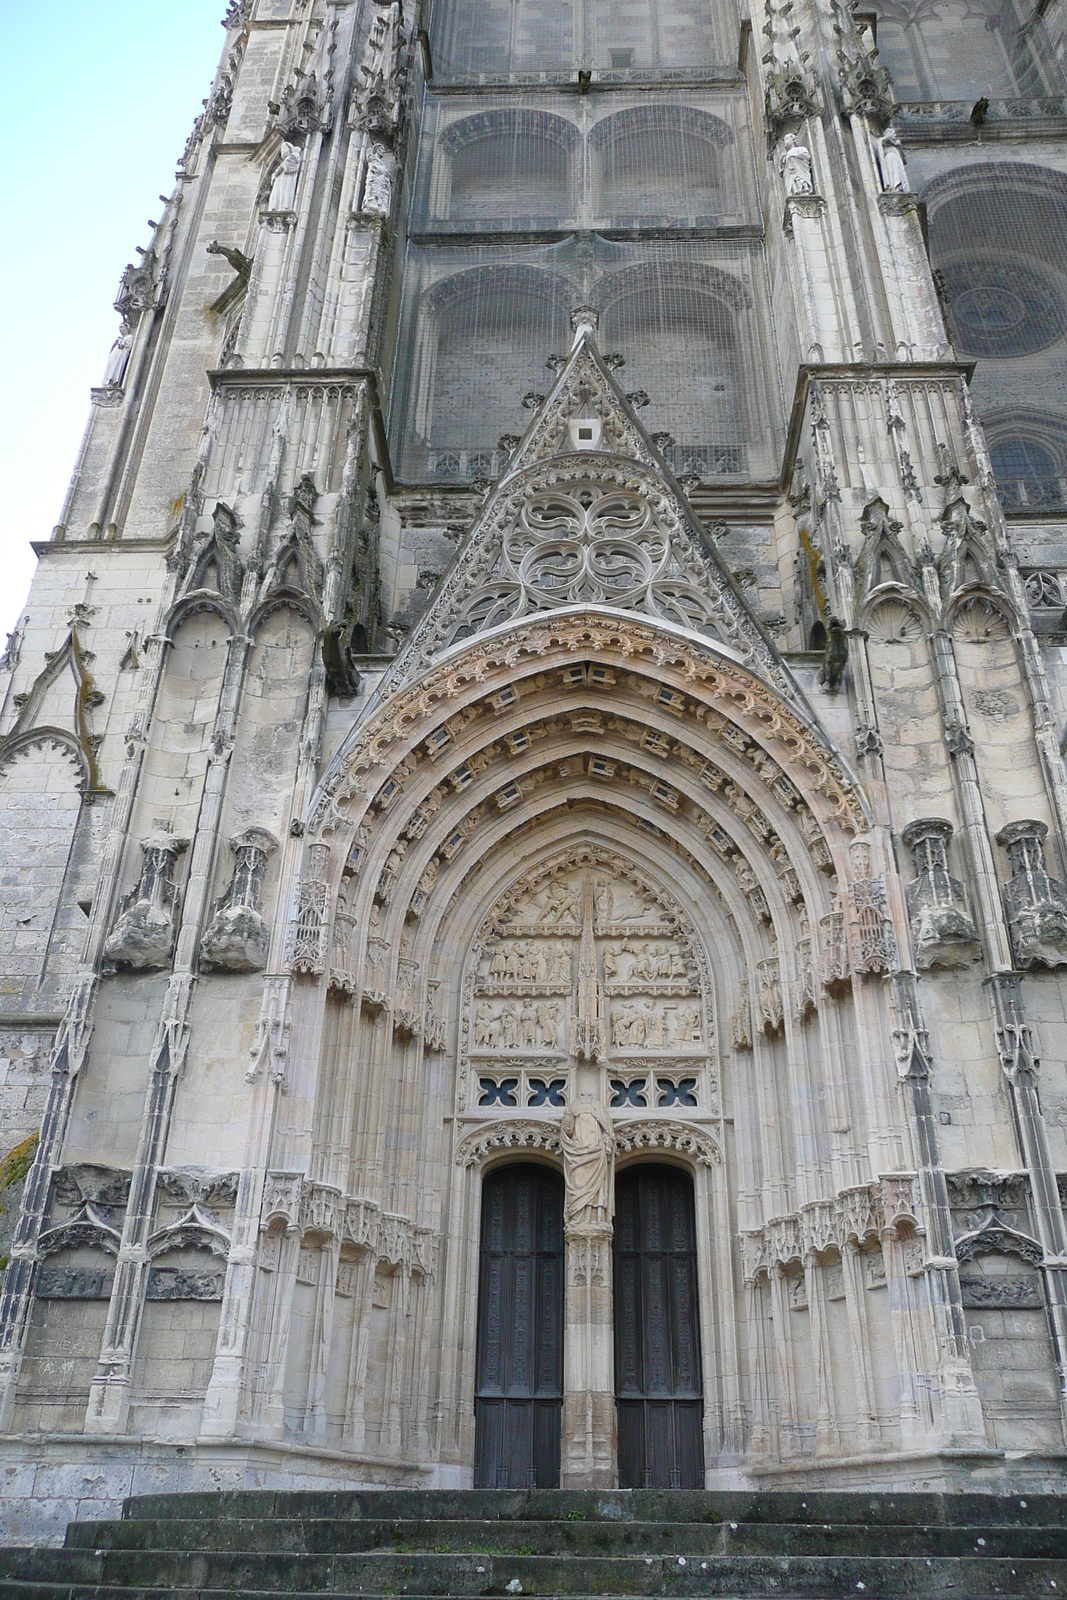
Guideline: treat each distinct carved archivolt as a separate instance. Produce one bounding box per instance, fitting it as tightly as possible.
[457,1120,563,1167]
[312,613,866,840]
[614,1119,722,1166]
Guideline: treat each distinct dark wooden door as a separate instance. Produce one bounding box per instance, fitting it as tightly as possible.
[474,1164,564,1488]
[614,1164,704,1488]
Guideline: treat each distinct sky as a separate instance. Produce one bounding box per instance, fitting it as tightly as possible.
[0,0,225,643]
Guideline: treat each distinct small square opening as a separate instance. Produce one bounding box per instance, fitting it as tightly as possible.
[609,47,633,67]
[578,426,593,440]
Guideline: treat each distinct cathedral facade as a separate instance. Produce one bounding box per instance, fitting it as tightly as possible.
[4,0,1067,1538]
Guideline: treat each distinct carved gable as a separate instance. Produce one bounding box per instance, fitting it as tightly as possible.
[377,332,795,703]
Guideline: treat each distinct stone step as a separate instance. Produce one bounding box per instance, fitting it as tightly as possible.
[1,1545,1065,1597]
[60,1515,1067,1560]
[118,1488,1067,1527]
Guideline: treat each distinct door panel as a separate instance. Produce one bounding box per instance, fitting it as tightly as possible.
[613,1164,704,1488]
[474,1164,563,1488]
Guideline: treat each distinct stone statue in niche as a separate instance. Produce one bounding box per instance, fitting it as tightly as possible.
[560,1096,615,1227]
[268,141,302,212]
[200,829,278,972]
[103,324,134,388]
[876,128,909,193]
[362,143,395,216]
[779,132,815,195]
[103,834,189,970]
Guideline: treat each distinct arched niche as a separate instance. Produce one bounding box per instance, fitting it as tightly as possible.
[598,261,749,478]
[0,739,86,995]
[590,105,732,224]
[437,110,579,223]
[404,265,573,478]
[863,594,956,819]
[139,607,232,846]
[949,595,1045,835]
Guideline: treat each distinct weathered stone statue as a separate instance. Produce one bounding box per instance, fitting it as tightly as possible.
[560,1095,615,1225]
[779,131,815,194]
[103,324,134,388]
[268,141,302,211]
[362,143,394,215]
[877,126,909,192]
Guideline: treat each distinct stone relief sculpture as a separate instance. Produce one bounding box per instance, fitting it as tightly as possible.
[362,143,394,215]
[560,1096,615,1226]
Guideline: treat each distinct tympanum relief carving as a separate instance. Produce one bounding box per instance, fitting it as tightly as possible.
[458,849,714,1123]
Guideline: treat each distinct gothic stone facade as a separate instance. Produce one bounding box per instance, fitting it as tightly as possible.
[4,0,1067,1541]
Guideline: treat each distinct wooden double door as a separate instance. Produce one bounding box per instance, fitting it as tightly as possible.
[474,1162,703,1489]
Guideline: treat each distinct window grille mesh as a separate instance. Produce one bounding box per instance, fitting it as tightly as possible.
[414,94,753,231]
[428,0,737,81]
[925,161,1067,509]
[389,237,779,484]
[869,0,1064,103]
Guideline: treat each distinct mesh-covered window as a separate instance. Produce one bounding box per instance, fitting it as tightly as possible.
[393,260,572,480]
[870,0,1064,102]
[600,263,746,474]
[437,111,578,225]
[429,0,737,80]
[415,93,753,231]
[986,415,1067,509]
[390,239,780,483]
[926,163,1067,509]
[592,106,728,224]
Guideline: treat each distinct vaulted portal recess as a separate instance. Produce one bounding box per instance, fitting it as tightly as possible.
[474,1164,564,1488]
[614,1164,704,1488]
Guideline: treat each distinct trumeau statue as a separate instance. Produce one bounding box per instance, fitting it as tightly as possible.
[560,1096,615,1226]
[779,131,815,194]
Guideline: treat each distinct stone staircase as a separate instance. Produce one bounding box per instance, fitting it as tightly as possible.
[1,1488,1065,1597]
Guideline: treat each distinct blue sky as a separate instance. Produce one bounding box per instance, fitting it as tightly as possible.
[0,0,224,641]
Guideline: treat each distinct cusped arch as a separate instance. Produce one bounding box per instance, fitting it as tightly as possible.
[166,592,239,639]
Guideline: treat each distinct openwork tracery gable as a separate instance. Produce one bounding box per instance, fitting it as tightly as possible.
[372,331,794,702]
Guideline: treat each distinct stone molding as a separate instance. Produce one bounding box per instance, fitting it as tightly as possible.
[741,1175,921,1280]
[259,1173,438,1278]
